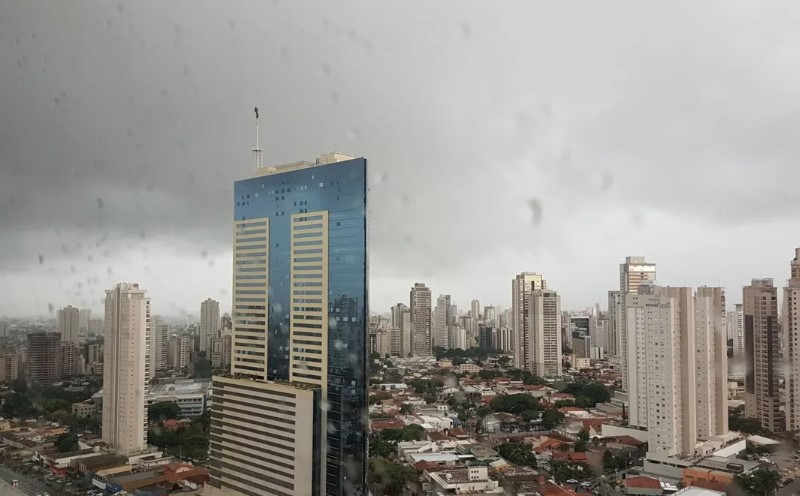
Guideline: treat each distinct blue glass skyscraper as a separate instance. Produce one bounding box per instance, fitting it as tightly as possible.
[209,152,367,496]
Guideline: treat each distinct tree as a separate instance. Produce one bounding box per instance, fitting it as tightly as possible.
[498,356,511,367]
[49,409,70,424]
[551,460,594,483]
[399,403,413,415]
[193,359,213,379]
[563,383,611,407]
[370,352,381,361]
[148,401,182,422]
[490,394,539,414]
[55,432,79,453]
[730,406,765,435]
[497,442,537,467]
[12,378,28,393]
[368,458,416,496]
[423,394,437,404]
[734,469,781,496]
[540,408,565,430]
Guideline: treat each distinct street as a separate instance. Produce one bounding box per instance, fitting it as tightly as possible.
[777,477,800,496]
[0,465,46,496]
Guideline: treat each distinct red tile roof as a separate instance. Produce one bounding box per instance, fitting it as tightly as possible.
[552,451,588,462]
[538,482,580,496]
[611,435,645,447]
[625,476,662,490]
[559,407,587,414]
[370,419,405,431]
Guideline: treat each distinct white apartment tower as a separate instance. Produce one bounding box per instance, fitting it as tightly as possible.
[529,289,562,377]
[511,272,545,369]
[471,299,481,320]
[785,249,800,431]
[149,320,169,377]
[727,304,744,357]
[410,283,432,355]
[200,298,220,354]
[102,283,150,454]
[57,305,81,345]
[434,295,452,349]
[624,286,727,458]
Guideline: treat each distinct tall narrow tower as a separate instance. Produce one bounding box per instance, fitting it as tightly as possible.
[102,283,150,454]
[785,249,800,431]
[410,283,432,355]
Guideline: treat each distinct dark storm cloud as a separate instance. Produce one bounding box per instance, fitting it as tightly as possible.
[2,0,800,315]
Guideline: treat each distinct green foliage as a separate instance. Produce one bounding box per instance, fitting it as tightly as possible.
[48,409,70,424]
[730,406,766,435]
[521,410,539,422]
[497,442,537,467]
[148,422,209,461]
[55,432,79,453]
[369,425,427,458]
[490,394,540,414]
[67,415,101,434]
[369,392,393,405]
[478,370,498,380]
[148,401,182,422]
[498,356,511,367]
[745,444,772,456]
[408,378,443,396]
[540,408,565,429]
[368,458,416,496]
[734,468,781,496]
[551,460,594,483]
[43,398,71,414]
[370,352,382,361]
[563,383,610,407]
[12,378,27,393]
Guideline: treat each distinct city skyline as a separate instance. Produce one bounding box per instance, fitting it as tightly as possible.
[5,2,800,317]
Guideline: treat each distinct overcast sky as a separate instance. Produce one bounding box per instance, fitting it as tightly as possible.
[2,1,800,318]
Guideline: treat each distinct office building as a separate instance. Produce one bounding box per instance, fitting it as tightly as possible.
[102,283,150,454]
[511,272,545,369]
[743,278,783,432]
[573,335,591,359]
[147,378,210,419]
[57,305,81,344]
[200,298,221,354]
[208,149,367,496]
[410,283,432,356]
[786,249,800,431]
[528,289,562,377]
[624,286,728,458]
[471,299,481,320]
[433,294,452,349]
[27,332,61,385]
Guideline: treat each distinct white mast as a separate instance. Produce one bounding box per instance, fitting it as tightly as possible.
[252,106,263,175]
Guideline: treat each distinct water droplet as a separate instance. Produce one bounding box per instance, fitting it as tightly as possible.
[328,317,338,331]
[200,250,208,259]
[107,267,113,275]
[528,198,543,225]
[461,22,471,37]
[38,254,45,264]
[48,303,54,314]
[97,198,104,209]
[346,128,360,141]
[321,63,331,76]
[601,171,614,190]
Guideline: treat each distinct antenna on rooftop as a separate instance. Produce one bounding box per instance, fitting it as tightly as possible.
[252,106,263,175]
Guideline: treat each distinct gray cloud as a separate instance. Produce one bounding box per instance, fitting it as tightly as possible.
[2,0,800,316]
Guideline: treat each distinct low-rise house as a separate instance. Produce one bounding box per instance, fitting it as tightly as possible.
[625,476,663,496]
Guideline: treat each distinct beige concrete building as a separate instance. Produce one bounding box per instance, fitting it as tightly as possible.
[433,294,452,349]
[786,249,800,431]
[620,256,657,294]
[529,289,562,377]
[624,286,728,458]
[743,278,783,432]
[200,298,220,354]
[727,304,744,357]
[511,272,545,369]
[410,283,432,356]
[0,353,19,382]
[149,320,168,377]
[168,334,191,370]
[390,303,412,358]
[57,305,81,345]
[207,377,320,496]
[102,282,150,454]
[60,342,82,377]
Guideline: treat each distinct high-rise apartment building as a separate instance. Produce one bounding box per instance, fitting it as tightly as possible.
[511,272,545,369]
[391,303,412,357]
[149,320,169,377]
[208,151,367,496]
[102,283,150,454]
[471,299,481,320]
[433,294,452,349]
[60,342,82,377]
[624,286,727,458]
[528,289,562,377]
[168,334,191,369]
[573,335,591,359]
[27,332,61,385]
[57,305,81,344]
[483,306,496,326]
[620,256,657,294]
[727,304,744,357]
[78,308,91,337]
[88,318,104,337]
[200,298,220,354]
[743,278,783,432]
[0,353,19,382]
[410,283,432,356]
[786,249,800,431]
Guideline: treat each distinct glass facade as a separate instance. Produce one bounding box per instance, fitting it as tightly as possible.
[233,156,368,496]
